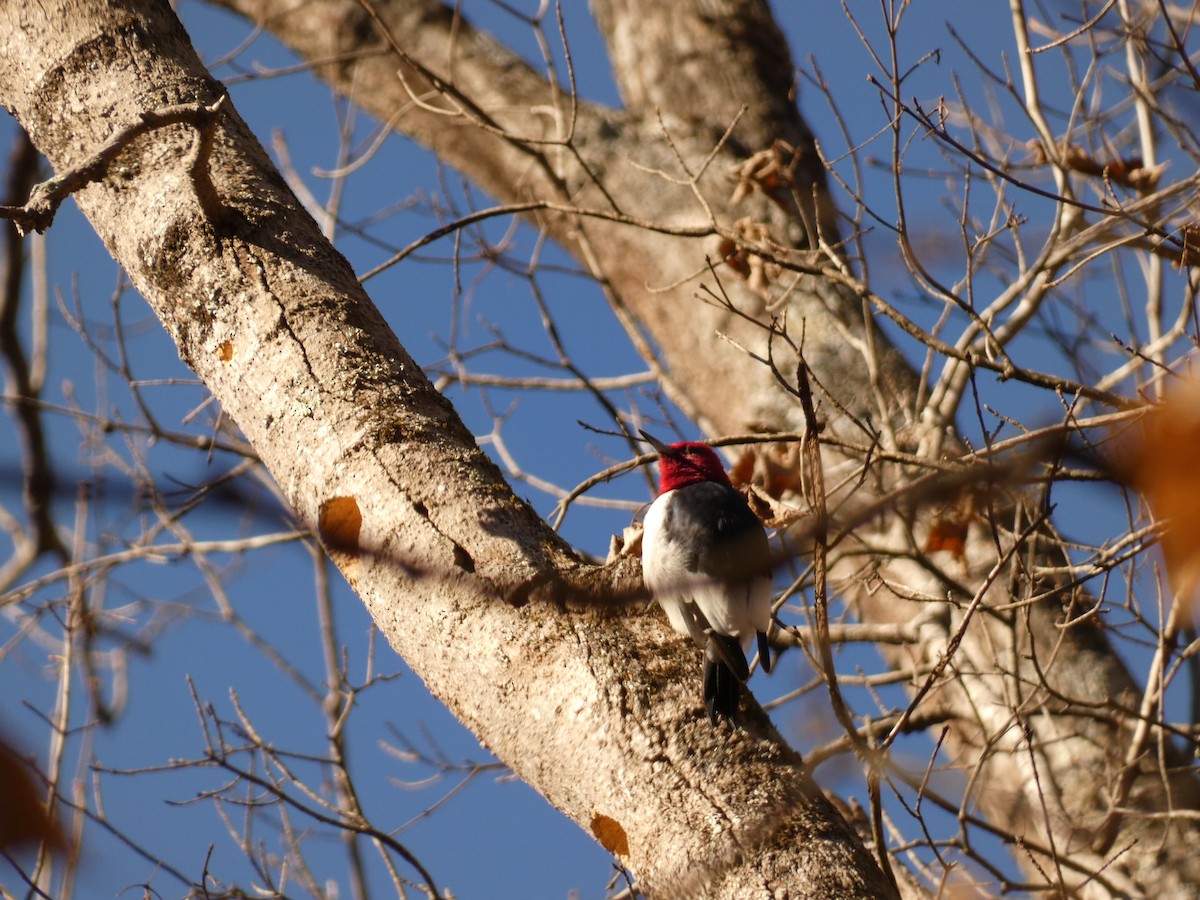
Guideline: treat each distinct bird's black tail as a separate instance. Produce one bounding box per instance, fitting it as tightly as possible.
[757,629,772,674]
[704,634,749,725]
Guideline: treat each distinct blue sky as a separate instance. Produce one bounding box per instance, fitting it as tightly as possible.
[2,1,1185,897]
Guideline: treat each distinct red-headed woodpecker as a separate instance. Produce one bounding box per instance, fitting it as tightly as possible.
[640,432,773,724]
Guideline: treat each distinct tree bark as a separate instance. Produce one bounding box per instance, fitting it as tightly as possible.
[0,0,898,895]
[204,0,1200,895]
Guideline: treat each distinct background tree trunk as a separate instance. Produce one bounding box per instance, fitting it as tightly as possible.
[0,0,897,895]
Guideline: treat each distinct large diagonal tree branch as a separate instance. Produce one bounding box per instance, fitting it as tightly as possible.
[209,0,1200,894]
[0,0,897,895]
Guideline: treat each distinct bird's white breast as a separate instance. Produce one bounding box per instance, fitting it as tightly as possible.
[642,492,708,645]
[642,490,771,646]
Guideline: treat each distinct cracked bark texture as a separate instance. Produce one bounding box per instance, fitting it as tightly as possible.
[0,0,898,896]
[200,0,1200,896]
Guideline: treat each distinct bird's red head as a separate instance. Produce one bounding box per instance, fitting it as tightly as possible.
[650,441,732,494]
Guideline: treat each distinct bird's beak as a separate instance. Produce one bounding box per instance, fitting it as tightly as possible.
[639,429,673,456]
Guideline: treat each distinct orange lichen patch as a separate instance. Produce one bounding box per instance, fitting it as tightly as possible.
[0,738,64,853]
[925,518,969,563]
[1178,223,1200,269]
[714,235,752,278]
[924,489,981,565]
[1029,139,1166,193]
[216,340,233,361]
[729,442,803,498]
[318,496,362,586]
[590,811,629,858]
[730,443,807,528]
[729,139,804,208]
[1114,384,1200,612]
[715,218,782,294]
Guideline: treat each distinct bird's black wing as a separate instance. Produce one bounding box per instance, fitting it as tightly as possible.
[667,482,771,581]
